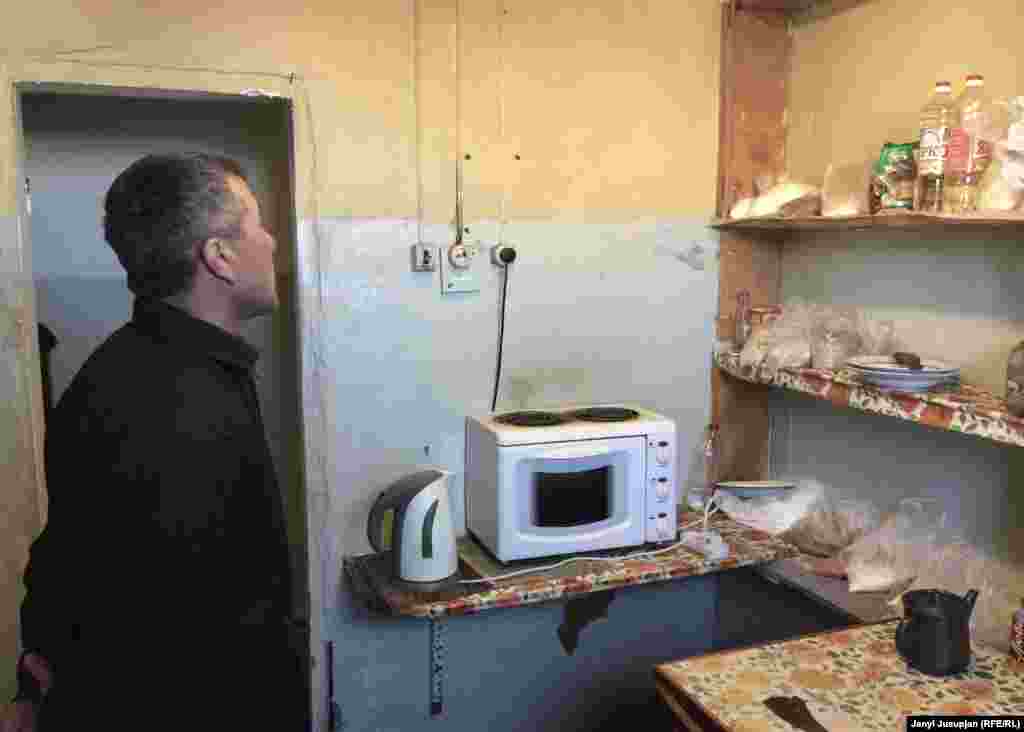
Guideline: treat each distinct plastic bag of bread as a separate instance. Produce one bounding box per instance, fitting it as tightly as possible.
[777,480,880,558]
[976,96,1024,214]
[750,181,821,218]
[728,176,821,219]
[739,298,814,377]
[840,498,954,593]
[890,542,1024,652]
[810,306,862,370]
[821,161,872,217]
[715,478,880,558]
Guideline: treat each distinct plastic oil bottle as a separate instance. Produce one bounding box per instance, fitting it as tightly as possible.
[915,81,956,213]
[944,74,993,214]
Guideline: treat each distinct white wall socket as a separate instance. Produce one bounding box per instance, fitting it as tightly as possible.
[411,244,437,272]
[441,241,480,294]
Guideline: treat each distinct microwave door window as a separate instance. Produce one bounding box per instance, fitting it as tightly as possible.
[534,466,612,528]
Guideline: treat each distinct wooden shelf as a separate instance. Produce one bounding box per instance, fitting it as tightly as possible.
[711,211,1024,233]
[715,350,1024,448]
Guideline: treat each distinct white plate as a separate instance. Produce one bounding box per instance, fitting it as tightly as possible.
[846,355,959,374]
[716,480,796,499]
[858,376,959,392]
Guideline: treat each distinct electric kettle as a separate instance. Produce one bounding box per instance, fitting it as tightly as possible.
[367,469,458,584]
[895,588,979,676]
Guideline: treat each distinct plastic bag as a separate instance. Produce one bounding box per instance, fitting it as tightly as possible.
[891,543,1024,653]
[821,161,872,217]
[778,481,880,558]
[857,315,896,357]
[977,96,1024,214]
[739,298,814,377]
[714,481,823,536]
[728,175,822,219]
[715,478,880,557]
[810,306,862,370]
[840,498,957,594]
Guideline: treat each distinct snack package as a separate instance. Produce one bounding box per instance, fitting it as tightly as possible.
[871,142,918,212]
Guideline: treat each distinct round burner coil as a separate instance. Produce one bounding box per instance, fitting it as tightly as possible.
[569,407,640,422]
[492,410,568,427]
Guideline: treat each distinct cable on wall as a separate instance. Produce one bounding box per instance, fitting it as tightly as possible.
[490,259,511,412]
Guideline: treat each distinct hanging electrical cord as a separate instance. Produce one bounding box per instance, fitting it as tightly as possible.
[490,245,517,412]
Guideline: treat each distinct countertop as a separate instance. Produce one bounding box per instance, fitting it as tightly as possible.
[343,510,800,618]
[655,621,1024,732]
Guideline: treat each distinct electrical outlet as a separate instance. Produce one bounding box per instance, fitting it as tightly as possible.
[411,244,437,272]
[440,242,480,294]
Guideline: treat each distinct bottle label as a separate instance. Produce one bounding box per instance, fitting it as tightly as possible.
[946,128,970,174]
[918,126,949,175]
[946,128,991,175]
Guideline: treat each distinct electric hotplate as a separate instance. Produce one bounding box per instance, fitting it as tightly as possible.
[492,410,569,427]
[569,407,640,423]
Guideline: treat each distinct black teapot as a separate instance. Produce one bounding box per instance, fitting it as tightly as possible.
[895,588,979,676]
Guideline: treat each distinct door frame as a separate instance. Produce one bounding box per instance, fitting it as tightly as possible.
[5,73,325,729]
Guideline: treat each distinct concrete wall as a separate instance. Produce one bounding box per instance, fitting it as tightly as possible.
[0,1,724,728]
[775,0,1024,560]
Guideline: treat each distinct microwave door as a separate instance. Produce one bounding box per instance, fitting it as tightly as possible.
[497,436,646,559]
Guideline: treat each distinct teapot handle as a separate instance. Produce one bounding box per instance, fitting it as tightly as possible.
[895,616,909,654]
[964,589,979,614]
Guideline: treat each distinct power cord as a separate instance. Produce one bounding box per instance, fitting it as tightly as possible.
[490,245,516,412]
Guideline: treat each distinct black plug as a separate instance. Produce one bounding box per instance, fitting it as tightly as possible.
[492,244,517,266]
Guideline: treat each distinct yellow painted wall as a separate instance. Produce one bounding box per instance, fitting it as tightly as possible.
[1,0,720,220]
[787,0,1020,185]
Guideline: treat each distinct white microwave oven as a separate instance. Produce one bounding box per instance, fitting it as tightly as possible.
[465,405,677,562]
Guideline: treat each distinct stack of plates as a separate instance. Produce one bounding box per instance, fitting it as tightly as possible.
[845,355,960,392]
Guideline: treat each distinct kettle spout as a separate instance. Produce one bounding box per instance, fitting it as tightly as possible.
[964,589,979,616]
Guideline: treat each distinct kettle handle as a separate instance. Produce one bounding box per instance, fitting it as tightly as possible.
[367,489,403,553]
[367,469,446,553]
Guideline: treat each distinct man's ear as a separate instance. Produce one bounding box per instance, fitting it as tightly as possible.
[199,238,237,284]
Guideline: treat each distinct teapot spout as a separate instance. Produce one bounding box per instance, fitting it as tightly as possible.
[964,589,979,615]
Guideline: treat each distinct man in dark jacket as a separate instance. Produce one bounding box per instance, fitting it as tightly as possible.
[3,153,306,731]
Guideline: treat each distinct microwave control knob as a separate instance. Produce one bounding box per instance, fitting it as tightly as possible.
[655,479,671,501]
[655,443,672,466]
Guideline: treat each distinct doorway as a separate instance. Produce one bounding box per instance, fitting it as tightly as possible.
[15,85,309,667]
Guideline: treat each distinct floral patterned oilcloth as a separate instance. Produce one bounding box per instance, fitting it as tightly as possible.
[657,621,1024,732]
